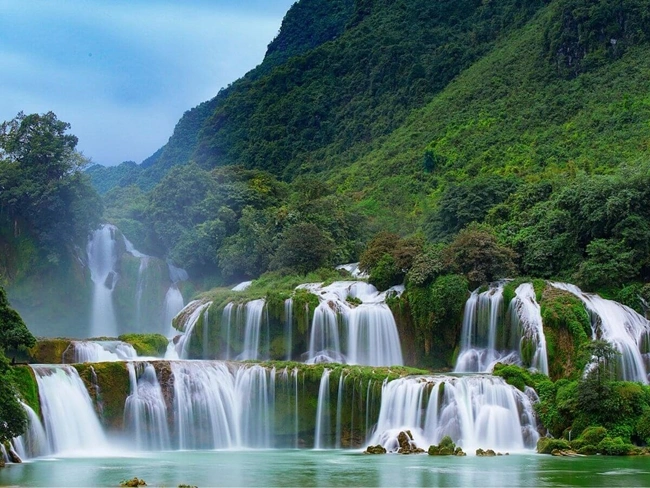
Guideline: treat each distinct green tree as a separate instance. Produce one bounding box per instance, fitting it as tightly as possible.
[0,286,35,356]
[271,222,333,274]
[444,224,517,288]
[0,112,101,260]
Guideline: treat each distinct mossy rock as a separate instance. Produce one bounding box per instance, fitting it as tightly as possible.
[73,362,130,430]
[119,334,168,357]
[28,339,72,364]
[11,365,40,418]
[537,437,571,454]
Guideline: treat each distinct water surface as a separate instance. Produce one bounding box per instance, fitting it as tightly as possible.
[2,451,650,487]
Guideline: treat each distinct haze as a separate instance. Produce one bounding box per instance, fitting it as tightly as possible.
[0,0,295,166]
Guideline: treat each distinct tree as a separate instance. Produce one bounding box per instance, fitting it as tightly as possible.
[0,112,101,258]
[0,286,35,355]
[271,222,333,274]
[444,223,517,288]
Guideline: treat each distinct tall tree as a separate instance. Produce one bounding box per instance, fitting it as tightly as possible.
[0,112,101,262]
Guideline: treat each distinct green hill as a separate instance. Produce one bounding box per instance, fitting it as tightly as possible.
[86,0,650,288]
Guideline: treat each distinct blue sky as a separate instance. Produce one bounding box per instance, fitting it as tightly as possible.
[0,0,295,166]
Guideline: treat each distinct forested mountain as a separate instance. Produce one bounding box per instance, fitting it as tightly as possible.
[84,0,650,295]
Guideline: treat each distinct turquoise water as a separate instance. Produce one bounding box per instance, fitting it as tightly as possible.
[2,450,650,487]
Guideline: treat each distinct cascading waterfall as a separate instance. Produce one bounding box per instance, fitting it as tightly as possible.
[11,403,48,460]
[455,282,548,373]
[87,224,119,338]
[369,375,539,453]
[31,365,108,455]
[217,300,269,361]
[308,302,343,364]
[238,299,268,361]
[124,362,171,451]
[455,284,507,372]
[63,340,138,363]
[510,284,548,375]
[305,281,403,366]
[174,300,213,359]
[552,282,650,383]
[171,362,277,449]
[313,369,331,449]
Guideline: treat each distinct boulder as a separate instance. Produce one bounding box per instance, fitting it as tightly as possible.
[476,448,497,457]
[364,445,387,454]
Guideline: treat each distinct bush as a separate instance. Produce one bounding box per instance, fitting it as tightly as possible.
[597,436,634,456]
[579,426,608,446]
[537,437,570,454]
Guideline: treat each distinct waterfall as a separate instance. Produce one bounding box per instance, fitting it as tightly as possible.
[455,283,517,372]
[308,302,343,363]
[369,375,539,453]
[304,281,403,366]
[346,304,403,366]
[63,340,138,363]
[124,362,171,451]
[510,284,548,375]
[335,373,345,448]
[222,303,235,360]
[218,300,268,361]
[164,262,187,337]
[170,361,277,449]
[285,298,293,361]
[174,300,213,359]
[163,284,185,338]
[31,365,108,455]
[314,369,331,449]
[552,282,650,383]
[238,299,268,361]
[11,402,48,460]
[236,365,275,448]
[87,224,119,338]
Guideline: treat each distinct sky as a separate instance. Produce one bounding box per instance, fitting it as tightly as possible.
[0,0,295,166]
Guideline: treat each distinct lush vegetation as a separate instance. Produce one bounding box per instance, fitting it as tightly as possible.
[0,286,35,443]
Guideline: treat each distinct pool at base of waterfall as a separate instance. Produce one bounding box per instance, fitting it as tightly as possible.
[2,450,649,487]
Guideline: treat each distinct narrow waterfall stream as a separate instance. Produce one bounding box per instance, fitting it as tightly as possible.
[87,224,120,338]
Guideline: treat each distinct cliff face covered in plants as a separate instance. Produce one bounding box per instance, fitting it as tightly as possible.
[83,0,650,295]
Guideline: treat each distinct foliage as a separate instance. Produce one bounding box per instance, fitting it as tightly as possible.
[0,363,27,443]
[539,287,591,379]
[118,334,169,357]
[443,224,517,288]
[405,274,468,365]
[270,222,334,274]
[0,112,102,263]
[0,286,35,355]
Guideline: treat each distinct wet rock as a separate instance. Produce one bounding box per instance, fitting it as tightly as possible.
[476,448,497,457]
[397,430,425,454]
[364,444,387,454]
[7,447,22,464]
[428,436,463,456]
[120,478,147,487]
[551,449,582,457]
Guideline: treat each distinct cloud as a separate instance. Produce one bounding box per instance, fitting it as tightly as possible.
[0,0,294,165]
